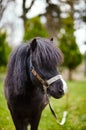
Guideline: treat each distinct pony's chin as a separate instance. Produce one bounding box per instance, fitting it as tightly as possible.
[52,94,64,99]
[47,88,64,99]
[48,91,64,99]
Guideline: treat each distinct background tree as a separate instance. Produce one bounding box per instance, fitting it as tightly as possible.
[39,1,61,37]
[0,0,85,78]
[0,31,11,68]
[24,17,48,41]
[0,0,86,38]
[59,17,83,80]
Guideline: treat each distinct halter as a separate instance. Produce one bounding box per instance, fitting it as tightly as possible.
[29,50,62,93]
[28,49,68,125]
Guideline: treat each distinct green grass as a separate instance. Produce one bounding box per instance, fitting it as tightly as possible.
[0,78,86,130]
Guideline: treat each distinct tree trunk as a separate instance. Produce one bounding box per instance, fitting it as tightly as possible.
[68,69,72,80]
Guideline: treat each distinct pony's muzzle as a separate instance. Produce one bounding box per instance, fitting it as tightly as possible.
[46,74,68,94]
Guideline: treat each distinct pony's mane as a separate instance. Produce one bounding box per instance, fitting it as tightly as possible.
[31,37,63,70]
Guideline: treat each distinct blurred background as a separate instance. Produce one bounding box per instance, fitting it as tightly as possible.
[0,0,86,130]
[0,0,86,80]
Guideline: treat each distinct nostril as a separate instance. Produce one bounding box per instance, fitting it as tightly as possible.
[58,86,64,93]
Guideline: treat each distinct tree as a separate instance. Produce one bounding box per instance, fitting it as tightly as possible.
[24,17,48,41]
[39,2,61,37]
[59,17,83,80]
[0,0,86,40]
[0,31,11,67]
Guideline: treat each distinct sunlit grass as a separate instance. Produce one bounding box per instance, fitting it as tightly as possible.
[39,81,86,130]
[0,79,14,130]
[0,78,86,130]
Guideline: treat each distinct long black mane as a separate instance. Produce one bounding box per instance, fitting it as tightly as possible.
[5,37,63,95]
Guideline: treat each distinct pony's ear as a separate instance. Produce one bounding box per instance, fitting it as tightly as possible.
[30,38,37,52]
[50,38,53,42]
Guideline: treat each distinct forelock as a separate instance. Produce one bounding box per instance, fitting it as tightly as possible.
[32,38,63,69]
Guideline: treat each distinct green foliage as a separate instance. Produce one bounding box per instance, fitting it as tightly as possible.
[24,17,48,41]
[0,31,11,67]
[59,17,83,71]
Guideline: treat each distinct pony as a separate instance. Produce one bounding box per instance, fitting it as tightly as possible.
[4,37,67,130]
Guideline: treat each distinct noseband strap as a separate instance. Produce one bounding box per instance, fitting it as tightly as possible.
[47,75,62,85]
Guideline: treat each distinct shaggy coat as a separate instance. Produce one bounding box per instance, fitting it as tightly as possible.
[4,37,64,130]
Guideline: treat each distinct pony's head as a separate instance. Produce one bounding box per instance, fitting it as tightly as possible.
[28,37,67,98]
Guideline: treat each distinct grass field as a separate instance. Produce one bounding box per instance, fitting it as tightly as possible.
[0,76,86,130]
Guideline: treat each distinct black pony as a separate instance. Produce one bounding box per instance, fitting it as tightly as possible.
[4,37,67,130]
